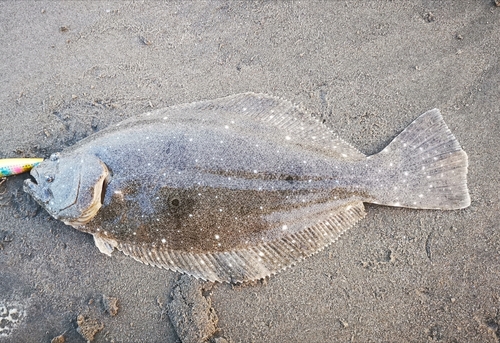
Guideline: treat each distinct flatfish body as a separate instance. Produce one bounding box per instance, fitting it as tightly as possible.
[24,93,470,282]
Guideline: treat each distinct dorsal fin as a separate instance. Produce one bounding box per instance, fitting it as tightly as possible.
[108,200,365,283]
[113,93,366,162]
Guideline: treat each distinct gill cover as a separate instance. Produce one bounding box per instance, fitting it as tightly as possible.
[23,153,109,227]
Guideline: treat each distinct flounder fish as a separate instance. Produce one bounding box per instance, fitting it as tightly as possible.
[24,93,470,282]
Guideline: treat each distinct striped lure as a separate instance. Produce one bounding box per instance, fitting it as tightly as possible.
[0,158,44,177]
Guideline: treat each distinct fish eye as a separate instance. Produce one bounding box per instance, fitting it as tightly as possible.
[45,175,54,183]
[171,198,180,207]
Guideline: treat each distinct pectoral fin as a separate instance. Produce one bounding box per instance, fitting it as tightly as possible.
[93,234,118,256]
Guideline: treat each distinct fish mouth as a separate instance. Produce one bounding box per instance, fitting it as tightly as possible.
[24,179,39,200]
[23,169,50,204]
[24,178,37,194]
[24,167,39,188]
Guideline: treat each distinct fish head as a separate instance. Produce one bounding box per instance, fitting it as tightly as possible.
[24,152,110,227]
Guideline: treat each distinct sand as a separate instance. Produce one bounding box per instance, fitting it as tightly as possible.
[1,1,499,342]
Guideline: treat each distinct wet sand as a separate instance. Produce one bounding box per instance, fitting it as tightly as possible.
[1,1,499,342]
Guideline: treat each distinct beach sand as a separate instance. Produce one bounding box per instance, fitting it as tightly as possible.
[1,1,499,342]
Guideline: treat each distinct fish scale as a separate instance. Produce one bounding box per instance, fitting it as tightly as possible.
[24,93,470,282]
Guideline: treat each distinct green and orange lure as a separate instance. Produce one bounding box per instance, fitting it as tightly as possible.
[0,158,44,177]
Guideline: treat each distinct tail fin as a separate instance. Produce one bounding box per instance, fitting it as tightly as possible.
[366,109,470,210]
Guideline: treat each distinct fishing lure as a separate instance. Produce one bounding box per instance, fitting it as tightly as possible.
[0,158,44,177]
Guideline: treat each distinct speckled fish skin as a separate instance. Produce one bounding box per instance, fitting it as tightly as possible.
[23,93,470,282]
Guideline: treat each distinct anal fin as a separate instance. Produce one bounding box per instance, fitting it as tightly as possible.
[114,201,366,283]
